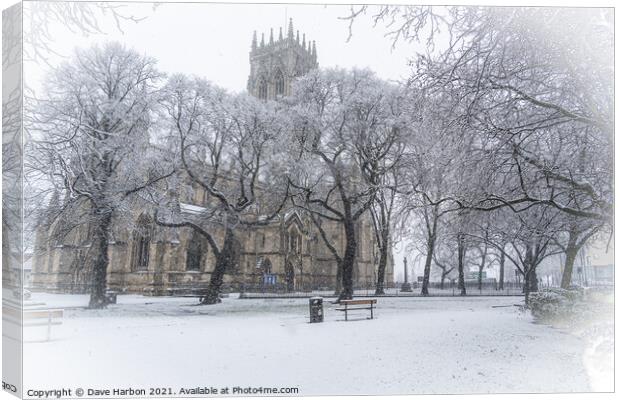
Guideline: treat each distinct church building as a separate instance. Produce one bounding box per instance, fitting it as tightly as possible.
[30,21,394,295]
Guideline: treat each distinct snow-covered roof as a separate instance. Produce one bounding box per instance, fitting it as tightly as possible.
[179,202,299,226]
[180,203,208,215]
[284,209,299,220]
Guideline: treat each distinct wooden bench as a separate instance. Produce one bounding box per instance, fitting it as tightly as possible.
[335,299,377,321]
[3,306,64,341]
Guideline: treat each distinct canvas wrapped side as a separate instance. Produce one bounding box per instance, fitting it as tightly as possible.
[3,2,24,398]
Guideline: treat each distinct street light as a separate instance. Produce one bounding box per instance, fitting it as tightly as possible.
[401,256,412,292]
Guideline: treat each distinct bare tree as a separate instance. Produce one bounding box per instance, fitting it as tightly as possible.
[552,216,603,289]
[451,211,473,296]
[28,42,170,308]
[287,68,404,301]
[155,74,290,304]
[2,4,24,294]
[469,214,495,291]
[471,207,563,304]
[431,237,456,290]
[369,170,398,295]
[396,83,475,296]
[345,6,613,252]
[23,1,155,66]
[494,241,508,290]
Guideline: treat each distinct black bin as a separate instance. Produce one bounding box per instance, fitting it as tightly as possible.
[105,291,118,304]
[309,297,323,323]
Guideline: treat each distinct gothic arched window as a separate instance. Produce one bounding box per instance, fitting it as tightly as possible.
[230,237,242,271]
[258,77,268,100]
[132,214,151,271]
[186,232,205,271]
[275,70,285,96]
[262,258,272,274]
[288,229,302,255]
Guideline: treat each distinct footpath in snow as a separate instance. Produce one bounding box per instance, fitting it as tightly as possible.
[22,294,597,396]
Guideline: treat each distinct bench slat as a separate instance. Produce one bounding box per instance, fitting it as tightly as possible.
[2,308,64,319]
[340,299,377,305]
[23,321,63,327]
[23,310,64,319]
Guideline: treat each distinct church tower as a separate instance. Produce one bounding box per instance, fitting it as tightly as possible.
[247,19,318,100]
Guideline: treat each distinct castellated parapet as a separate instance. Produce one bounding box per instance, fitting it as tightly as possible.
[247,18,318,100]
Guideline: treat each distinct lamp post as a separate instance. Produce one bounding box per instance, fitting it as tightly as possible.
[401,256,412,292]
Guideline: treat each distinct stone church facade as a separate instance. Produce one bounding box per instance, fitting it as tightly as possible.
[30,21,394,295]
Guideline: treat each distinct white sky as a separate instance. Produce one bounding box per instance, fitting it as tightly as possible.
[26,2,422,93]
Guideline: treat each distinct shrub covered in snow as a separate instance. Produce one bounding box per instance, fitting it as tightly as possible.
[528,287,588,324]
[529,287,614,391]
[528,287,612,332]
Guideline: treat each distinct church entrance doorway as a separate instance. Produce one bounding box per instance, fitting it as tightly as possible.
[285,261,295,292]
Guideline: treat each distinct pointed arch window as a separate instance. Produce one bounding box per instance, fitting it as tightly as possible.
[230,236,243,272]
[132,215,152,271]
[186,232,205,271]
[261,257,272,274]
[258,77,268,100]
[275,70,285,96]
[288,228,302,255]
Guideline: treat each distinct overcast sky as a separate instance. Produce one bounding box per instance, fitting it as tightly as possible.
[26,2,422,93]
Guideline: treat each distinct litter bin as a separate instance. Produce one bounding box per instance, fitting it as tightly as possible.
[105,290,118,304]
[309,297,323,323]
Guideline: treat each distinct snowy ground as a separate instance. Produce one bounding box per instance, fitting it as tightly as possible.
[21,293,605,396]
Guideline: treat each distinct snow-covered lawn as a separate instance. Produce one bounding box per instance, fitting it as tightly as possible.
[22,293,603,396]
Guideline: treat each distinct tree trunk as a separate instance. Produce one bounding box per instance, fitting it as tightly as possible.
[88,211,113,309]
[440,274,445,290]
[522,244,538,305]
[337,221,357,302]
[561,246,579,289]
[527,265,538,293]
[421,234,436,296]
[457,233,466,296]
[477,244,488,291]
[524,265,538,305]
[201,227,234,305]
[334,262,343,295]
[498,250,505,290]
[374,229,389,295]
[561,232,580,289]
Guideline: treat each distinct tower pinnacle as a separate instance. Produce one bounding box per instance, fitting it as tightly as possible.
[288,18,294,39]
[248,20,319,100]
